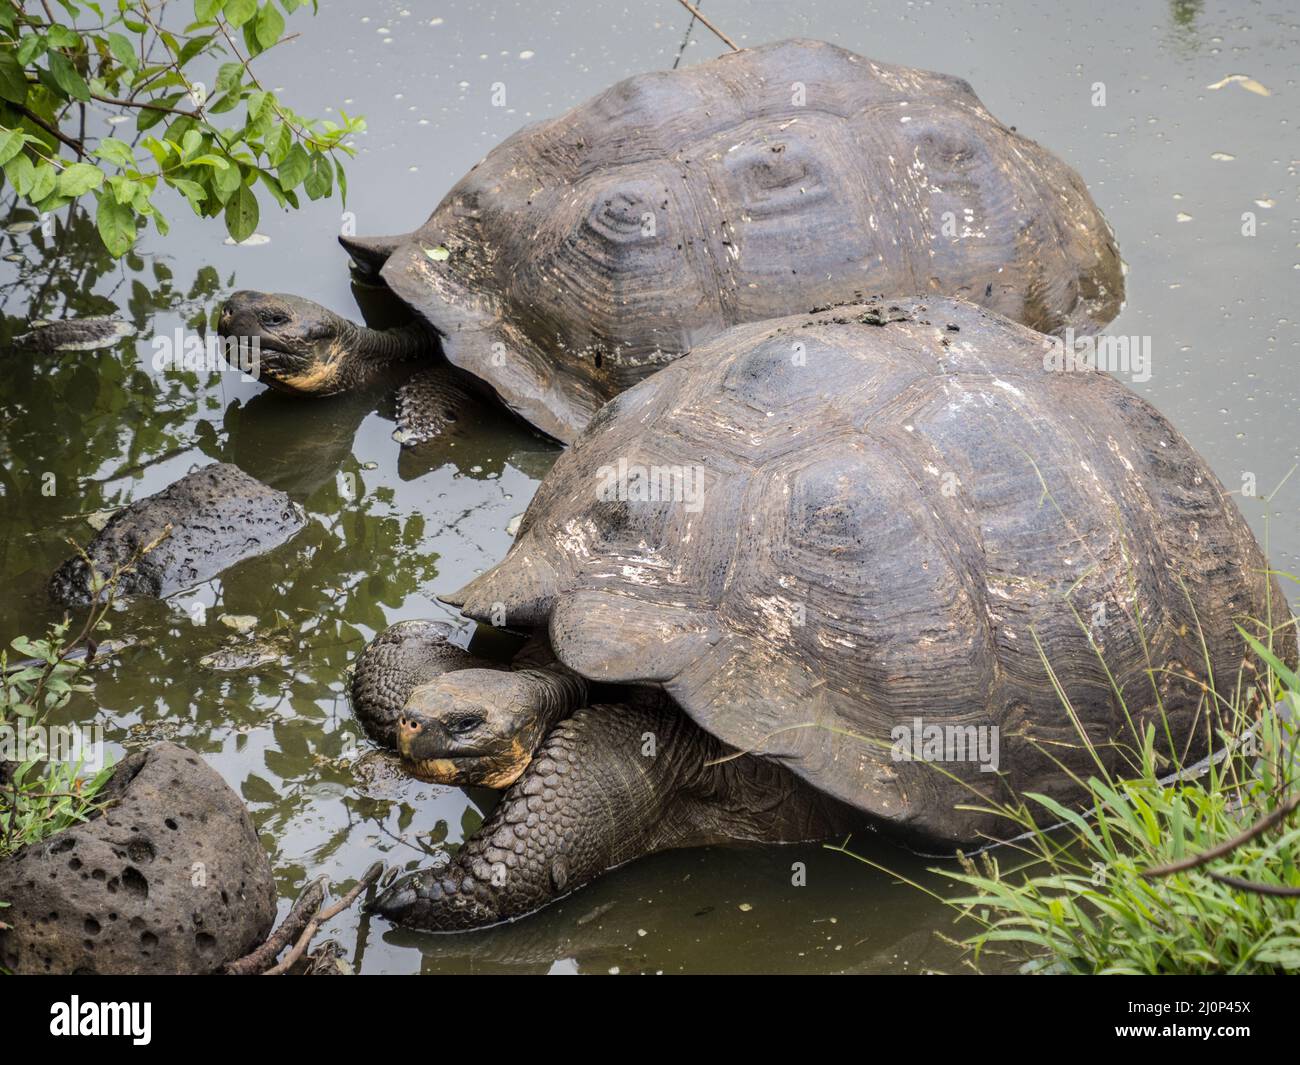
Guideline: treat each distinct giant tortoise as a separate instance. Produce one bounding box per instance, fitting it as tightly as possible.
[219,38,1123,445]
[357,296,1286,931]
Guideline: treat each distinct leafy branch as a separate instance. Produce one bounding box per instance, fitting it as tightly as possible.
[0,0,364,255]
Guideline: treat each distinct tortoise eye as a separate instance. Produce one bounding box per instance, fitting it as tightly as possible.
[447,714,484,735]
[258,309,290,328]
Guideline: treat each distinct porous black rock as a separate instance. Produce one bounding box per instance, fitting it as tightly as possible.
[0,742,276,974]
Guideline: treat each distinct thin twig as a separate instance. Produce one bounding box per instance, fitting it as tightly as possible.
[88,92,198,118]
[1205,871,1300,897]
[674,0,739,51]
[12,103,84,157]
[224,877,326,975]
[1141,791,1300,878]
[262,862,384,976]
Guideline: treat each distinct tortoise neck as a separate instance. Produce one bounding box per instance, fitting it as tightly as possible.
[343,320,432,377]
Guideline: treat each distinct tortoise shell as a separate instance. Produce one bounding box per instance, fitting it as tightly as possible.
[445,297,1287,845]
[377,38,1124,443]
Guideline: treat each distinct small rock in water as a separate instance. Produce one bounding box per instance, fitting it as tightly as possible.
[16,317,134,352]
[199,638,285,672]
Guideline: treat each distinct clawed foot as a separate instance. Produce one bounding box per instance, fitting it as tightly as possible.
[368,868,503,932]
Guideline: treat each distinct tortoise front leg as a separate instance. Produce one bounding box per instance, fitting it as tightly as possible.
[369,700,859,931]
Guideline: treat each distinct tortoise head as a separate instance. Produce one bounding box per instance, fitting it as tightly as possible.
[395,665,590,790]
[218,290,356,396]
[396,669,556,789]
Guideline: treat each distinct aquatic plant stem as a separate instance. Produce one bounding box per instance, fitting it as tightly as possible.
[674,0,739,51]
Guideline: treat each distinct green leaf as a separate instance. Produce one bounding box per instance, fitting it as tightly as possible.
[0,50,29,105]
[28,162,56,202]
[17,35,47,66]
[170,177,207,211]
[46,25,82,51]
[194,0,223,19]
[264,121,291,165]
[215,62,243,94]
[56,162,104,197]
[224,0,258,27]
[3,151,34,196]
[46,53,91,102]
[224,183,259,241]
[96,193,136,256]
[106,32,139,71]
[206,92,239,114]
[334,155,347,205]
[255,2,286,49]
[276,142,308,190]
[213,158,243,198]
[244,89,269,122]
[0,128,27,167]
[137,103,175,133]
[303,150,332,200]
[94,137,136,167]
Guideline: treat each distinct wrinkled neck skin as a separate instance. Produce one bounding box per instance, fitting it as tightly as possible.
[332,318,432,389]
[369,700,865,932]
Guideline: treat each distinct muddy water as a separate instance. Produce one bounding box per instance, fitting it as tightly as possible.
[1,0,1295,973]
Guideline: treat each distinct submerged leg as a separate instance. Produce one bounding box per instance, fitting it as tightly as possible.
[369,699,862,931]
[392,365,490,447]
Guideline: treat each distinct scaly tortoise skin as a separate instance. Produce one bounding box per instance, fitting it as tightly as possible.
[368,296,1287,930]
[224,39,1123,445]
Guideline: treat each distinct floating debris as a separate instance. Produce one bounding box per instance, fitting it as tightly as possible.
[4,220,37,235]
[16,317,135,352]
[219,613,259,634]
[83,508,120,532]
[505,513,523,536]
[1176,212,1193,222]
[425,244,450,261]
[1206,74,1271,97]
[223,233,271,246]
[1210,152,1236,162]
[1254,198,1275,208]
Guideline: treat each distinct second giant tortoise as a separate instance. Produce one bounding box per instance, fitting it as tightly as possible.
[220,39,1123,444]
